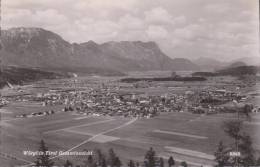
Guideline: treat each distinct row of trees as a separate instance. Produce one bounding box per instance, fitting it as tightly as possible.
[34,141,185,167]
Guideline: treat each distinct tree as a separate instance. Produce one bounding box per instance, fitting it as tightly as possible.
[159,157,164,167]
[93,148,104,166]
[223,119,243,162]
[85,155,97,167]
[144,160,149,167]
[101,158,107,167]
[107,148,117,167]
[223,120,243,140]
[242,104,252,120]
[168,156,175,167]
[171,71,177,78]
[88,154,94,163]
[238,134,255,166]
[64,160,73,167]
[144,147,156,167]
[214,141,230,167]
[128,160,136,167]
[222,120,258,166]
[180,161,188,167]
[35,140,54,167]
[114,157,122,167]
[256,157,260,165]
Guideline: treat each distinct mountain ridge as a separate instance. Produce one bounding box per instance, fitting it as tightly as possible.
[1,27,199,73]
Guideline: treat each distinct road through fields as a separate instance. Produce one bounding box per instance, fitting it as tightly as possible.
[24,117,138,167]
[49,117,137,159]
[43,118,115,134]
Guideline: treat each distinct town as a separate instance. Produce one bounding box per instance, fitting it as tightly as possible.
[1,74,257,121]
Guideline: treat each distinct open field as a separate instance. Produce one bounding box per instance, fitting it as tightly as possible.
[1,104,259,167]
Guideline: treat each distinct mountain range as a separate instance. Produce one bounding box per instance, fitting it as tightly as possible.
[0,27,258,74]
[193,57,225,71]
[0,27,199,73]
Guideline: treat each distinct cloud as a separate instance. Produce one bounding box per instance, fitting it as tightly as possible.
[73,0,138,20]
[144,7,173,24]
[221,21,258,34]
[3,8,68,28]
[118,14,144,30]
[75,19,119,35]
[205,3,231,14]
[69,18,121,42]
[2,8,32,27]
[146,25,168,39]
[173,16,187,25]
[34,9,68,25]
[86,0,137,11]
[173,24,207,40]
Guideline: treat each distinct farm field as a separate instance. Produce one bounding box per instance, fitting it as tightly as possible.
[1,103,259,167]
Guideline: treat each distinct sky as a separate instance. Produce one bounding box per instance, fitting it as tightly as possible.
[2,0,259,61]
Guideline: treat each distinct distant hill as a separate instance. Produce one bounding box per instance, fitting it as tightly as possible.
[193,57,260,71]
[193,57,227,71]
[192,65,258,77]
[226,61,247,68]
[216,66,258,76]
[1,27,199,73]
[231,57,260,66]
[0,66,68,88]
[170,58,199,71]
[121,76,207,83]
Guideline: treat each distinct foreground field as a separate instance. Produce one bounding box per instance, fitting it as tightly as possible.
[1,101,259,167]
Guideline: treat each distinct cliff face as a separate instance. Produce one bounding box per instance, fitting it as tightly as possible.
[1,27,74,69]
[1,27,199,72]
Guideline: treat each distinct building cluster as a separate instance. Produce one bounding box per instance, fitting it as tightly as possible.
[10,81,259,119]
[0,95,9,107]
[185,88,259,114]
[1,75,258,119]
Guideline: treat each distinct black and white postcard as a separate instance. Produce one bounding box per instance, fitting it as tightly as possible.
[0,0,259,167]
